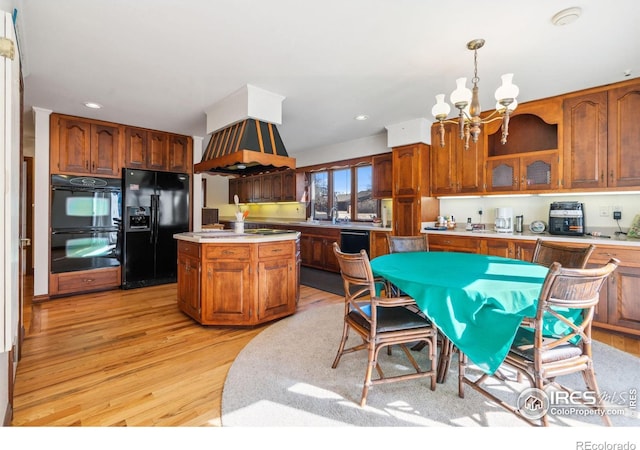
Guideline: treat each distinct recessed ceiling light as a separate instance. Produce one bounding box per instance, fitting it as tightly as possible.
[354,115,369,121]
[83,101,103,109]
[551,7,582,26]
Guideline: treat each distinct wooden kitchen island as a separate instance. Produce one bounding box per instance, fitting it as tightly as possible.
[174,229,300,326]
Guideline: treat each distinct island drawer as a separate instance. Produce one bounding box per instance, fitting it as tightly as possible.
[178,241,201,258]
[259,242,293,258]
[205,245,251,260]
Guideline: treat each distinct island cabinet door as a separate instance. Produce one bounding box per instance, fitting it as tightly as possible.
[201,261,251,325]
[257,259,296,321]
[177,253,201,320]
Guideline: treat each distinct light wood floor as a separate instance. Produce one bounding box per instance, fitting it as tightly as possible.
[12,278,639,426]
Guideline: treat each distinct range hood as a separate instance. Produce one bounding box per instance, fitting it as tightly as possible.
[194,119,296,176]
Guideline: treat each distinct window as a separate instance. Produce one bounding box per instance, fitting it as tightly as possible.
[311,171,328,220]
[309,164,378,222]
[333,169,351,221]
[356,165,375,221]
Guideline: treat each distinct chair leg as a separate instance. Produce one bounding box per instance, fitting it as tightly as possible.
[437,337,453,383]
[582,368,613,426]
[332,321,350,369]
[458,351,467,398]
[360,342,377,407]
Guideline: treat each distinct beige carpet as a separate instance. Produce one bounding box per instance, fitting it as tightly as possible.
[222,303,640,427]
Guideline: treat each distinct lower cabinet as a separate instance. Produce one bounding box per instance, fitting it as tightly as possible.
[298,226,340,272]
[177,238,298,326]
[425,232,640,336]
[478,238,536,261]
[49,266,121,297]
[370,230,390,259]
[427,234,479,253]
[588,246,640,335]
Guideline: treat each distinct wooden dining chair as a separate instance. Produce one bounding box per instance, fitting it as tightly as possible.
[331,242,438,407]
[531,239,595,269]
[458,258,620,426]
[387,235,429,253]
[384,234,430,297]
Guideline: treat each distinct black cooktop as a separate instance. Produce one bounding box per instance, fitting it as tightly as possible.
[244,228,297,235]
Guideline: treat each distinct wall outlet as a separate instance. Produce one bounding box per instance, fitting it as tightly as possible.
[599,206,609,217]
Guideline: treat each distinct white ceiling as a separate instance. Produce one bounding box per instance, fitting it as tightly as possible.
[14,0,640,156]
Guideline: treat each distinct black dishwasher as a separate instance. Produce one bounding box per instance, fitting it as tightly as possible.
[340,229,370,256]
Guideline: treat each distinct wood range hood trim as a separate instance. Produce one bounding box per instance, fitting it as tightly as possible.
[194,118,296,176]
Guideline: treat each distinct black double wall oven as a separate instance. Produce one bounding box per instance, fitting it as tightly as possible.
[50,175,122,274]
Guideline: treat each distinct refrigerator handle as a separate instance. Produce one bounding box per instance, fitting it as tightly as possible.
[153,194,160,245]
[149,195,157,244]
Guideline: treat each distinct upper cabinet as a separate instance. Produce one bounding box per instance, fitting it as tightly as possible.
[372,153,393,198]
[563,80,640,190]
[392,143,439,236]
[50,115,121,177]
[430,122,483,195]
[168,135,193,173]
[51,113,193,177]
[228,169,305,204]
[125,128,192,172]
[484,98,562,193]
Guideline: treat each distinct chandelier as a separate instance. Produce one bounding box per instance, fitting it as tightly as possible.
[431,39,519,150]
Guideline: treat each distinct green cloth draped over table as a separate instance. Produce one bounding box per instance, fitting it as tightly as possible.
[370,252,549,375]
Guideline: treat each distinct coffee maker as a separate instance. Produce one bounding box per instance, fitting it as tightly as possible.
[495,207,513,233]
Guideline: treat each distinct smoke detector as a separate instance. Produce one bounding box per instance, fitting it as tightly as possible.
[552,7,582,26]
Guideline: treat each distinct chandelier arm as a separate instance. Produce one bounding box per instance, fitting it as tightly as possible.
[501,111,512,145]
[438,121,446,148]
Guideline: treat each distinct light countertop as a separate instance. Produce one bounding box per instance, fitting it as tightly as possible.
[174,230,300,244]
[218,217,392,232]
[420,227,640,247]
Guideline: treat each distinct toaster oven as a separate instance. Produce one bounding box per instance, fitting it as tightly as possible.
[548,201,585,236]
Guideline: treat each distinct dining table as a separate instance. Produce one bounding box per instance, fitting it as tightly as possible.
[369,251,550,381]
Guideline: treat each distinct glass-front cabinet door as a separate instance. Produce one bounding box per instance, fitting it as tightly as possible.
[486,158,519,192]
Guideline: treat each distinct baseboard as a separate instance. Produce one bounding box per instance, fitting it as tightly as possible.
[32,293,50,303]
[2,403,12,426]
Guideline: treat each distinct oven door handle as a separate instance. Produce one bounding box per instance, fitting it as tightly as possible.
[51,229,118,235]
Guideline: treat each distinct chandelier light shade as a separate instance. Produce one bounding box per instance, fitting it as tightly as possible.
[432,39,519,150]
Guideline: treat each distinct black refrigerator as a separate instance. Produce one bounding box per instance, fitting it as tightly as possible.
[121,168,190,289]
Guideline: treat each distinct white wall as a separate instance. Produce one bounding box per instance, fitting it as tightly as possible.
[32,107,51,297]
[440,192,640,233]
[1,5,21,424]
[290,132,388,167]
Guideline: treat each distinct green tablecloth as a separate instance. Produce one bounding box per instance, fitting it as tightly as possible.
[370,252,549,375]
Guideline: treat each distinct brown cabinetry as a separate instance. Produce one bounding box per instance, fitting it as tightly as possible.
[484,99,562,193]
[177,241,201,319]
[588,245,640,335]
[370,230,390,259]
[49,266,121,297]
[125,127,192,172]
[298,226,340,272]
[168,134,193,173]
[430,122,483,195]
[50,114,121,177]
[177,238,298,326]
[477,238,536,261]
[564,80,640,190]
[392,143,439,236]
[486,152,559,192]
[372,153,393,198]
[427,234,479,253]
[228,169,305,204]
